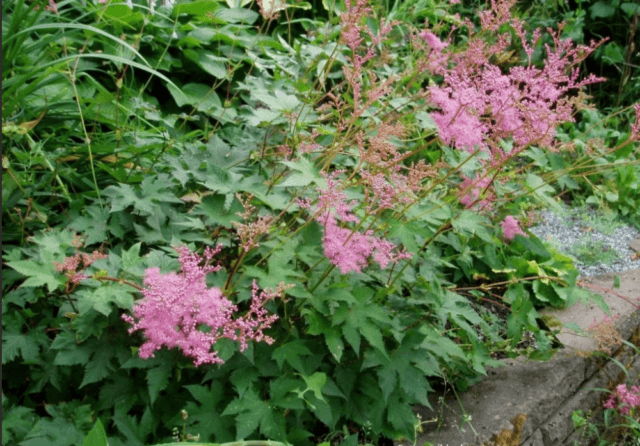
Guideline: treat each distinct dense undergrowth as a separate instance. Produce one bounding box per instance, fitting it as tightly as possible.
[2,0,639,445]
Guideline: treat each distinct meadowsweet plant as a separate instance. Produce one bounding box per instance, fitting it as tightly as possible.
[4,0,634,444]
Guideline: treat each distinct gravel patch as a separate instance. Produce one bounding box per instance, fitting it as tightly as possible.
[528,205,640,277]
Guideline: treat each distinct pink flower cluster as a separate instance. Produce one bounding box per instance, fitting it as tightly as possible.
[339,0,397,117]
[501,215,526,240]
[603,384,640,416]
[306,173,412,274]
[122,246,284,366]
[424,0,605,161]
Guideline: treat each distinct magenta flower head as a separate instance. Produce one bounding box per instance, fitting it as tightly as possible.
[122,245,284,367]
[501,215,526,241]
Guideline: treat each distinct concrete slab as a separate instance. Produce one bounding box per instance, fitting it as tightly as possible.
[397,268,640,446]
[629,237,640,254]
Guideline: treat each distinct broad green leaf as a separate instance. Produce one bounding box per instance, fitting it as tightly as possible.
[278,157,324,188]
[83,420,108,446]
[54,345,92,366]
[147,363,172,405]
[2,405,34,445]
[324,329,345,362]
[387,393,418,432]
[590,1,616,18]
[80,347,115,388]
[2,333,39,364]
[621,2,640,16]
[167,82,222,111]
[525,174,563,213]
[192,194,244,227]
[215,7,259,24]
[230,368,260,397]
[296,372,327,402]
[272,340,312,373]
[121,242,143,270]
[253,89,301,111]
[6,260,63,292]
[452,210,490,240]
[184,50,228,79]
[221,389,285,439]
[513,234,550,260]
[76,286,135,317]
[69,207,111,246]
[112,410,144,446]
[415,111,438,130]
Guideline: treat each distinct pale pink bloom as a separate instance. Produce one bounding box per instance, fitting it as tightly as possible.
[419,31,448,52]
[425,0,604,161]
[603,384,640,416]
[501,216,526,240]
[122,246,283,367]
[322,214,374,274]
[54,250,107,284]
[312,172,412,274]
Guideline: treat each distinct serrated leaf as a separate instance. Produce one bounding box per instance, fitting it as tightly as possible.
[112,411,144,446]
[297,372,327,402]
[360,321,388,359]
[6,260,63,292]
[272,340,312,373]
[376,365,397,403]
[76,286,135,317]
[185,50,228,79]
[147,363,172,405]
[342,324,361,355]
[221,389,284,439]
[2,405,35,445]
[81,348,115,388]
[70,207,111,246]
[452,210,487,236]
[169,83,222,112]
[324,330,345,362]
[54,345,92,366]
[525,174,562,213]
[2,333,40,364]
[83,420,108,446]
[252,89,300,111]
[386,393,417,432]
[230,368,260,398]
[278,158,324,188]
[121,242,143,269]
[514,234,550,260]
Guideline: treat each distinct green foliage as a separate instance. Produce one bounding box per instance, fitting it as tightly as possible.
[2,0,635,445]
